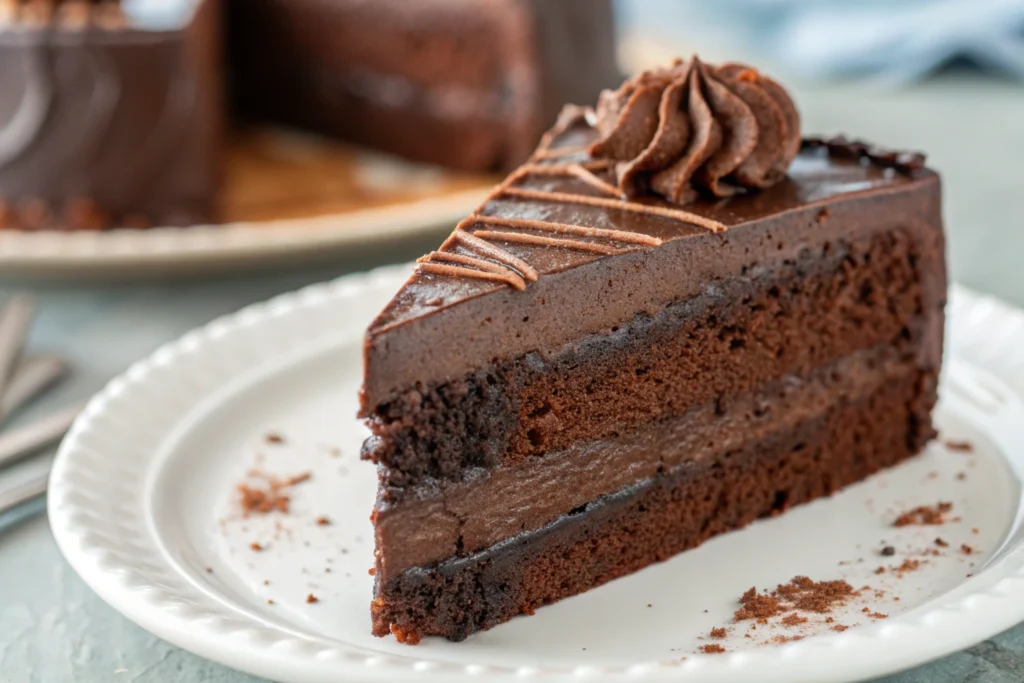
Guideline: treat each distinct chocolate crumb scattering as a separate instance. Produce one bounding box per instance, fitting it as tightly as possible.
[250,542,263,552]
[935,537,949,548]
[306,594,319,604]
[893,502,953,527]
[781,612,808,626]
[709,627,727,639]
[772,635,804,644]
[880,545,896,556]
[972,528,980,535]
[237,470,313,517]
[735,576,855,624]
[891,559,921,577]
[874,566,886,575]
[776,576,855,613]
[961,544,975,555]
[316,516,331,526]
[205,567,213,574]
[267,599,274,605]
[265,433,285,444]
[867,611,888,619]
[734,587,783,621]
[832,624,849,632]
[368,567,376,576]
[700,644,726,654]
[944,440,974,453]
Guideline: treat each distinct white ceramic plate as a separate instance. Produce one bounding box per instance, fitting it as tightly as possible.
[48,266,1024,683]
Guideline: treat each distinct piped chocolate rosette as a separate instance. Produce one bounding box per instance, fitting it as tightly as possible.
[589,57,801,204]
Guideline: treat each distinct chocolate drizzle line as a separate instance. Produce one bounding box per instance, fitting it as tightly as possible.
[421,250,524,279]
[415,111,727,291]
[419,262,527,291]
[468,214,662,247]
[498,187,727,234]
[451,229,540,282]
[516,163,621,198]
[473,230,624,255]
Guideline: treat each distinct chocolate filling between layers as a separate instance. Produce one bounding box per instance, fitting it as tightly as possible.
[372,368,935,642]
[365,225,932,496]
[374,344,925,581]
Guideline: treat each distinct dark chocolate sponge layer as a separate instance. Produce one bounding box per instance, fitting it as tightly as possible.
[372,367,934,642]
[365,226,932,496]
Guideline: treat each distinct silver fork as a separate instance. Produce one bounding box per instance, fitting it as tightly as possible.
[0,468,50,526]
[0,295,80,528]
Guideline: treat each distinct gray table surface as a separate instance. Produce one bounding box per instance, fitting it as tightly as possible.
[2,74,1024,682]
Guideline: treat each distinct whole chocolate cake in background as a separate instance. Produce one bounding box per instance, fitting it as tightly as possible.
[227,0,620,173]
[0,0,620,230]
[0,0,223,230]
[360,57,946,643]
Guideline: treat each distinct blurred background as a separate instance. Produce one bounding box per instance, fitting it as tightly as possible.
[2,1,1024,681]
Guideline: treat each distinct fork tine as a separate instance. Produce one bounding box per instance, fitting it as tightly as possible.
[0,295,36,402]
[0,355,68,426]
[0,469,49,528]
[0,401,84,470]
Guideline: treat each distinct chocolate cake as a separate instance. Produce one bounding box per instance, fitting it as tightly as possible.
[0,0,619,230]
[0,0,223,229]
[360,57,946,643]
[227,0,620,172]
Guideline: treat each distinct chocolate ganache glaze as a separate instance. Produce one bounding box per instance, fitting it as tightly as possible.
[590,57,801,203]
[361,60,942,410]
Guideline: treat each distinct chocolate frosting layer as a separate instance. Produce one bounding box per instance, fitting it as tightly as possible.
[361,118,943,410]
[590,57,801,203]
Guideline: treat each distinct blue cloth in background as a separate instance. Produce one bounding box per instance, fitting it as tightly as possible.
[616,0,1024,83]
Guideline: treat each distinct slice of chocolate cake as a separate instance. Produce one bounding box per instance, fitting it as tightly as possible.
[360,57,946,643]
[0,0,223,229]
[227,0,621,172]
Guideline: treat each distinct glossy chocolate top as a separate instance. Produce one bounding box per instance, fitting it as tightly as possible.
[362,109,937,409]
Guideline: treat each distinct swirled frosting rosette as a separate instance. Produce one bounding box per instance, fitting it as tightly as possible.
[589,57,801,204]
